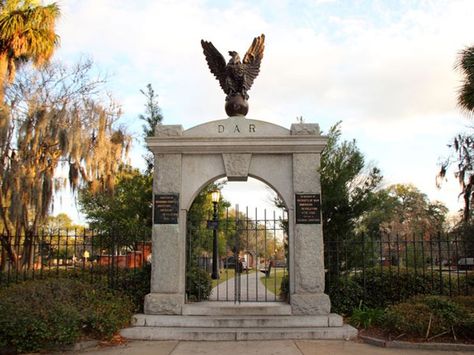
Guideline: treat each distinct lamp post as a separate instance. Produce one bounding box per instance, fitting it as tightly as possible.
[211,189,220,280]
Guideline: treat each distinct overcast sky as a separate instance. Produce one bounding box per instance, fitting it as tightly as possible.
[52,0,474,221]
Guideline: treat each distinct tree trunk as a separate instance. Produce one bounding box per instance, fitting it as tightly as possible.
[0,234,19,269]
[0,55,8,102]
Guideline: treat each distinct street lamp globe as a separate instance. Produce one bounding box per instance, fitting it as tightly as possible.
[211,189,220,203]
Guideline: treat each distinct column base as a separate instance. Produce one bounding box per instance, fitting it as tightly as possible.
[144,293,184,315]
[291,293,331,315]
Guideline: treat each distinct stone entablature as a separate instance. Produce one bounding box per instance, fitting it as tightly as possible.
[149,117,326,154]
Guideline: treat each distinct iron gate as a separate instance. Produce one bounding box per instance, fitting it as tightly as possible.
[186,206,288,303]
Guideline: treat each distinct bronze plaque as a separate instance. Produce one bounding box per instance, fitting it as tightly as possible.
[154,194,179,224]
[295,194,321,224]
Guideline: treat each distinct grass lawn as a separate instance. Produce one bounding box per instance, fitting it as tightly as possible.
[259,268,287,296]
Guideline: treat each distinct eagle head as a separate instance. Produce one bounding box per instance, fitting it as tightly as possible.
[228,51,241,64]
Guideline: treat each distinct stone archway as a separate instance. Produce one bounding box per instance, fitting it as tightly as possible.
[145,116,330,315]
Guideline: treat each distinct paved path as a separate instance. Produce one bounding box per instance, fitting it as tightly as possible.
[209,272,277,301]
[69,340,468,355]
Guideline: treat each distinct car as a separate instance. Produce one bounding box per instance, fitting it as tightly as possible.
[223,256,236,269]
[273,260,287,268]
[458,257,474,270]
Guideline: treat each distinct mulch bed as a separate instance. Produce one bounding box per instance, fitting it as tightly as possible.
[359,327,474,345]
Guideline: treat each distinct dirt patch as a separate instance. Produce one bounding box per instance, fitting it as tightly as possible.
[359,327,474,344]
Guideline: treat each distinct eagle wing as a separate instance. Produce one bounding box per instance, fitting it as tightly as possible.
[242,34,265,91]
[201,40,228,94]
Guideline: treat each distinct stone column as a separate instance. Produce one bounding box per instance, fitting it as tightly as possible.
[290,124,330,315]
[144,127,185,315]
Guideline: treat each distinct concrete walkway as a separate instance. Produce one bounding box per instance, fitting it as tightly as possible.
[209,272,277,302]
[69,340,468,355]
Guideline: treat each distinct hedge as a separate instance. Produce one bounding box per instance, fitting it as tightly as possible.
[383,295,474,339]
[328,267,474,315]
[0,278,134,353]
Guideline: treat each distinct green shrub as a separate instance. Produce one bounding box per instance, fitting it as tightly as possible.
[383,295,472,338]
[454,273,474,296]
[80,287,134,339]
[349,305,385,329]
[421,296,467,326]
[280,274,289,301]
[27,264,151,312]
[351,267,436,309]
[327,277,364,315]
[0,279,134,353]
[452,295,474,312]
[114,264,151,312]
[327,268,474,316]
[384,302,433,337]
[186,266,212,301]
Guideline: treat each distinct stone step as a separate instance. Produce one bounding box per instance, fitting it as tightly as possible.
[182,302,292,316]
[120,325,358,341]
[132,314,343,328]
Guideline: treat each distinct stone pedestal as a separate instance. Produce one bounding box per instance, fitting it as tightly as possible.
[290,294,331,315]
[144,293,184,315]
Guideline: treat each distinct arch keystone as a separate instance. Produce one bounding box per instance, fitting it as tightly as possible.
[222,153,252,181]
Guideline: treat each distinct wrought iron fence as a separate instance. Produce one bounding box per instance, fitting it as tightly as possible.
[0,229,151,288]
[2,228,473,307]
[325,232,474,306]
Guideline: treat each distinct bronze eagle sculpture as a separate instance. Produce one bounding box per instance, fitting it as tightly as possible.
[201,34,265,117]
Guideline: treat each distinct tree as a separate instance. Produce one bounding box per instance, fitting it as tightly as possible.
[319,122,383,276]
[139,83,163,172]
[219,208,278,259]
[439,45,474,222]
[359,184,447,238]
[79,167,152,247]
[356,184,448,270]
[0,0,60,100]
[186,183,229,260]
[457,46,474,114]
[0,60,130,269]
[439,133,474,222]
[79,84,164,247]
[45,213,74,230]
[43,213,83,232]
[320,122,383,243]
[78,84,164,248]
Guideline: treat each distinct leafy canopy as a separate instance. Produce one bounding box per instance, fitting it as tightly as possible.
[320,121,382,242]
[79,167,152,246]
[359,184,447,238]
[0,0,60,96]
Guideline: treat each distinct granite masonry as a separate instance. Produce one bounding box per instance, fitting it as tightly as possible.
[120,116,357,340]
